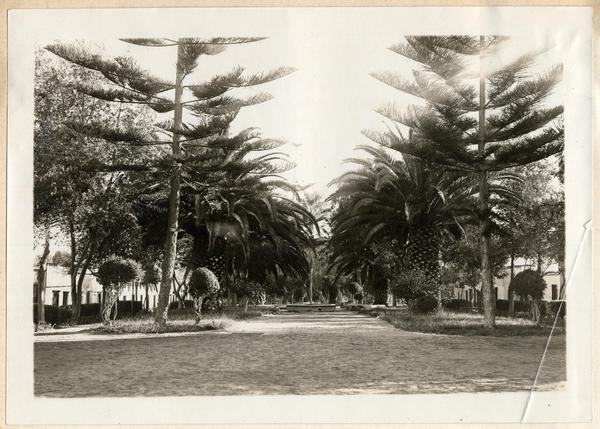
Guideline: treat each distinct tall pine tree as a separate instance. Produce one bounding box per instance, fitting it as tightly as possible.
[46,37,294,325]
[365,36,563,328]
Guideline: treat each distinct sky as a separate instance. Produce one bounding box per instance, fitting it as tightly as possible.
[40,8,569,197]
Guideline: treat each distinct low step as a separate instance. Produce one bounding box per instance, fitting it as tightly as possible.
[285,304,337,312]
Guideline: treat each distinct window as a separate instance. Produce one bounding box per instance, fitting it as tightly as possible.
[494,287,498,301]
[551,284,558,300]
[86,291,91,304]
[62,291,69,307]
[153,295,156,308]
[98,292,102,304]
[52,291,59,306]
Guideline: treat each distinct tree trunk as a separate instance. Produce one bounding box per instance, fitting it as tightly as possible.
[406,223,440,293]
[309,265,314,304]
[558,257,566,299]
[36,237,50,324]
[478,35,495,329]
[72,249,94,322]
[69,220,78,312]
[101,288,118,325]
[508,254,515,316]
[36,238,50,325]
[155,41,185,326]
[193,295,204,324]
[531,298,541,326]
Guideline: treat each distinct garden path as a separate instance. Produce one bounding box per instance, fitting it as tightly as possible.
[34,310,565,396]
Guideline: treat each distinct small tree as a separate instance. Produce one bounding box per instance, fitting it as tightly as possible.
[98,257,141,324]
[234,278,264,312]
[188,267,220,323]
[509,269,546,325]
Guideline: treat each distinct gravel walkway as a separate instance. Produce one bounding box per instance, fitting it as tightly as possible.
[34,310,565,397]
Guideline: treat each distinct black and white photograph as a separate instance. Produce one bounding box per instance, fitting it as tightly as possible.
[5,5,594,426]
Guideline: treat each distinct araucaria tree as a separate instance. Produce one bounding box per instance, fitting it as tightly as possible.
[366,36,563,328]
[46,38,294,325]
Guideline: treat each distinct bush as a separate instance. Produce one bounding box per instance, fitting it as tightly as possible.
[550,300,566,318]
[390,270,432,301]
[443,299,472,312]
[412,295,438,314]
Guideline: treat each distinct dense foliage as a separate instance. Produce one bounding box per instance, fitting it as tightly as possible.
[188,267,221,299]
[510,269,546,301]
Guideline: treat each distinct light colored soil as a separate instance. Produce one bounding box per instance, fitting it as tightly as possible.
[34,310,565,397]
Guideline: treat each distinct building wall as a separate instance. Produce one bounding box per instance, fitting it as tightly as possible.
[451,260,563,303]
[35,264,186,309]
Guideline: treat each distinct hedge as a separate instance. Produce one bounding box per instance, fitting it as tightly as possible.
[495,299,529,313]
[33,305,72,325]
[443,299,472,311]
[412,295,438,314]
[34,300,145,325]
[495,299,566,318]
[169,300,194,310]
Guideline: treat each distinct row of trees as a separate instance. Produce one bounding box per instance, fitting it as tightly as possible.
[328,36,564,328]
[34,38,320,325]
[34,36,565,330]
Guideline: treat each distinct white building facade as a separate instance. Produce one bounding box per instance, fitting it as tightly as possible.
[452,258,564,304]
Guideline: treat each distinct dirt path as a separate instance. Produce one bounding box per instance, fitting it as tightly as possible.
[34,310,565,396]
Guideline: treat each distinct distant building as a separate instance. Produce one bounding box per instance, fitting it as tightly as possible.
[34,263,187,310]
[451,258,564,304]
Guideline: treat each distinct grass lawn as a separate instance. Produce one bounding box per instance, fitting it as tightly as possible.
[34,311,565,397]
[84,308,265,334]
[378,309,565,336]
[86,317,229,335]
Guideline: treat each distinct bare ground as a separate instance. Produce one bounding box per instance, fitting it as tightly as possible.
[34,310,565,397]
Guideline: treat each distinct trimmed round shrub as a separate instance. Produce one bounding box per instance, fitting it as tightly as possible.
[98,257,142,289]
[188,268,220,322]
[188,267,220,299]
[412,295,438,314]
[510,269,546,300]
[97,257,141,324]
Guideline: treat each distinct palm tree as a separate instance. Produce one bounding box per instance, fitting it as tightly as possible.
[329,144,518,301]
[170,129,318,303]
[330,146,474,289]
